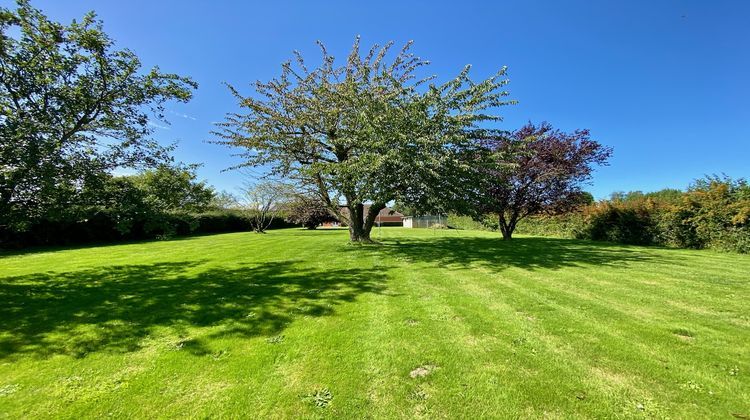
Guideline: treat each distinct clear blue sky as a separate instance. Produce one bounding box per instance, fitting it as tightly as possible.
[8,0,750,199]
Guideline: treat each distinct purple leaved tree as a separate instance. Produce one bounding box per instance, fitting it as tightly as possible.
[480,122,612,240]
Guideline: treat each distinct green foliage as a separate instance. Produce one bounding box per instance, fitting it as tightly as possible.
[610,188,684,205]
[0,0,196,231]
[578,204,657,245]
[192,210,255,233]
[0,208,296,248]
[208,190,241,210]
[214,37,514,241]
[679,176,750,252]
[0,164,302,247]
[131,165,215,212]
[508,178,750,253]
[447,213,497,231]
[391,201,418,217]
[514,213,585,238]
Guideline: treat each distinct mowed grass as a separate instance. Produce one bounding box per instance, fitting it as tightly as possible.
[0,228,748,418]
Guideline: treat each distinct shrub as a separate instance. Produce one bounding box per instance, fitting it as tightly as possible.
[0,209,298,249]
[514,214,585,238]
[193,211,253,233]
[577,203,657,245]
[518,177,750,253]
[447,214,497,231]
[680,176,750,253]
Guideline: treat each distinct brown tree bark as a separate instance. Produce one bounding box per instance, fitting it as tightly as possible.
[499,213,516,240]
[346,202,385,243]
[347,202,366,242]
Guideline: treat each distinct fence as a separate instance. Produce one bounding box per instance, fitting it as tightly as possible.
[403,215,446,228]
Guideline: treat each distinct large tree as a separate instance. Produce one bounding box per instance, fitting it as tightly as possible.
[479,122,612,240]
[0,0,196,231]
[214,37,514,242]
[131,164,215,212]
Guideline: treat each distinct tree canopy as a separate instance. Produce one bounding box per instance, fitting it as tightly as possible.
[0,0,197,231]
[131,165,215,213]
[478,122,612,240]
[214,37,515,242]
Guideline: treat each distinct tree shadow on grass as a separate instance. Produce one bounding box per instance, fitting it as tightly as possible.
[362,235,663,271]
[0,260,389,359]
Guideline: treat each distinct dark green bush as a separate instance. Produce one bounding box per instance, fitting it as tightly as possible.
[193,211,253,233]
[0,209,297,249]
[577,204,657,245]
[519,178,750,253]
[514,214,584,238]
[447,214,497,231]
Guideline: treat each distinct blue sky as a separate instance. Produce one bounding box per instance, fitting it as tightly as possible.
[8,0,749,199]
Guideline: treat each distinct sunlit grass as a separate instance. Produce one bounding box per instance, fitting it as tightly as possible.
[1,228,748,418]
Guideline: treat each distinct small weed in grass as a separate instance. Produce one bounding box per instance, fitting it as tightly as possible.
[210,350,229,361]
[409,386,429,401]
[681,380,704,392]
[405,318,420,326]
[0,384,20,396]
[267,335,284,344]
[672,328,694,340]
[512,336,528,346]
[410,364,437,379]
[172,338,193,351]
[303,388,333,408]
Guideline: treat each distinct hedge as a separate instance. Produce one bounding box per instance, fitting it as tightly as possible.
[0,210,298,249]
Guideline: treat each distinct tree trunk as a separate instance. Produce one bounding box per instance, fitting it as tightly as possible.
[362,202,385,241]
[499,214,515,240]
[347,203,368,242]
[346,202,385,243]
[501,227,513,240]
[0,178,17,228]
[349,222,370,242]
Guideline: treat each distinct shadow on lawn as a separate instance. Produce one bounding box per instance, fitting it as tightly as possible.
[0,260,388,359]
[368,235,661,271]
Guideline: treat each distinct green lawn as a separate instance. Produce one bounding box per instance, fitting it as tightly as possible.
[1,228,748,418]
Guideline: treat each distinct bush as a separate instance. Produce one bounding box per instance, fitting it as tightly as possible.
[514,214,584,238]
[577,204,657,245]
[654,208,702,249]
[0,209,298,249]
[447,214,497,231]
[193,211,253,233]
[516,177,750,253]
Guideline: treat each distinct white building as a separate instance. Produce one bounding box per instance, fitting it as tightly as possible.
[402,215,446,228]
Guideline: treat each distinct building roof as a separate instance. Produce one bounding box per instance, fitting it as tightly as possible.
[337,205,405,221]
